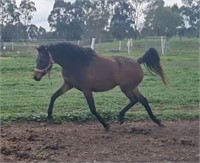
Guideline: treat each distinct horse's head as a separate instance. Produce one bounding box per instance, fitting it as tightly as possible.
[33,45,54,81]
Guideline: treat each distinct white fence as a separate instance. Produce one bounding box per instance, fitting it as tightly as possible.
[0,37,198,55]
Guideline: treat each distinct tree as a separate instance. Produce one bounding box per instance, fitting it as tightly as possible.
[180,0,200,36]
[27,24,47,40]
[38,26,46,39]
[129,0,149,38]
[19,0,36,40]
[181,0,199,7]
[2,23,16,41]
[27,24,39,39]
[48,1,84,40]
[1,22,27,41]
[110,0,135,40]
[142,0,165,34]
[0,0,20,26]
[19,0,36,26]
[0,0,22,42]
[79,0,111,40]
[48,0,113,40]
[142,0,182,37]
[0,0,48,41]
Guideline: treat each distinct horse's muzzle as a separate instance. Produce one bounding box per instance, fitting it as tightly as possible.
[33,75,41,81]
[33,71,46,81]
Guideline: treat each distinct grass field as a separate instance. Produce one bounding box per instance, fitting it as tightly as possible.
[0,39,199,123]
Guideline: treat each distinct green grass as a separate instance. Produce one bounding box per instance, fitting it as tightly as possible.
[0,40,199,123]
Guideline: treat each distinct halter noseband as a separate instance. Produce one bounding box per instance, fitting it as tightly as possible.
[34,52,55,74]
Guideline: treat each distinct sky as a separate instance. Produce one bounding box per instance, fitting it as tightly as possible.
[15,0,183,31]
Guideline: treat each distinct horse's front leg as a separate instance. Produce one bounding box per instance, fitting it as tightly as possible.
[83,90,110,131]
[47,82,72,122]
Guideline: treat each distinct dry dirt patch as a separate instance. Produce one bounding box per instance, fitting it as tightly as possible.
[1,121,199,162]
[0,57,14,60]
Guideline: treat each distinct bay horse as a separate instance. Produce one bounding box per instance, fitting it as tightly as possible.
[33,42,167,130]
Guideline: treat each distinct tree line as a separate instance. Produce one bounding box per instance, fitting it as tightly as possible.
[0,0,199,42]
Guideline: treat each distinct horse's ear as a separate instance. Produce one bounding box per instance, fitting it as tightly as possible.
[35,46,39,51]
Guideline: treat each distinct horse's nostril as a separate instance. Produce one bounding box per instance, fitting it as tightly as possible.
[33,76,41,81]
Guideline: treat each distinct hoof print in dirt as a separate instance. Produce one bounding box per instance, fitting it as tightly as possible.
[44,144,60,150]
[16,151,30,159]
[129,128,152,135]
[27,134,39,141]
[180,139,195,146]
[46,118,62,125]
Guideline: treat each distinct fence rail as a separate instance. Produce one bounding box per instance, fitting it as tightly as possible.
[0,37,198,56]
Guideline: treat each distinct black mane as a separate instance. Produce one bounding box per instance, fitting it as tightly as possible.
[47,42,96,63]
[44,42,98,71]
[37,45,46,51]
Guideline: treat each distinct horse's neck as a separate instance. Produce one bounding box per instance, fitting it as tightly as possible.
[51,51,91,73]
[51,53,66,67]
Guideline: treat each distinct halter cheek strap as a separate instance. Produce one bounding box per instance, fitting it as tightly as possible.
[34,52,55,73]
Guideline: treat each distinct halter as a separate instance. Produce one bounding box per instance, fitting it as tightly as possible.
[34,52,55,74]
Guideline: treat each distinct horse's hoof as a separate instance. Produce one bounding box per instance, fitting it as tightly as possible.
[104,123,110,131]
[155,119,164,127]
[120,120,124,125]
[47,117,53,124]
[118,116,124,125]
[158,123,165,128]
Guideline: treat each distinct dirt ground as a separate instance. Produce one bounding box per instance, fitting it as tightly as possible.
[1,120,199,162]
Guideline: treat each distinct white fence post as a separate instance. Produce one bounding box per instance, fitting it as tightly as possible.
[127,39,131,55]
[91,38,96,50]
[118,40,122,51]
[12,42,14,51]
[161,36,166,55]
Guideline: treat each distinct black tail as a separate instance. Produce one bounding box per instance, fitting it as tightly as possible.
[137,48,167,85]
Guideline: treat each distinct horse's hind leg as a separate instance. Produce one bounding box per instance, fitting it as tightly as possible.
[118,100,137,124]
[134,89,164,127]
[119,86,139,124]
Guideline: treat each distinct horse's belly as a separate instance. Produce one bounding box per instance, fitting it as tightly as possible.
[84,74,117,92]
[91,82,117,92]
[84,63,119,92]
